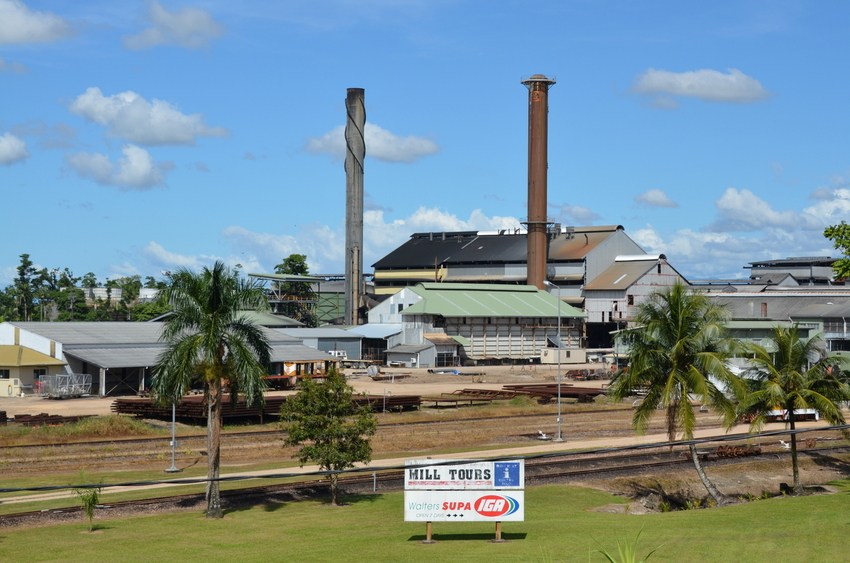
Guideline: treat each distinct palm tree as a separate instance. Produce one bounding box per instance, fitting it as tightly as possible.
[152,261,271,518]
[610,283,742,505]
[738,325,850,494]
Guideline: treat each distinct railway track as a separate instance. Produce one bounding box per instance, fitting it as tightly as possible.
[0,407,726,473]
[0,406,635,452]
[3,443,848,529]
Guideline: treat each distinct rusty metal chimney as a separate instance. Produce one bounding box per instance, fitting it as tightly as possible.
[344,88,365,325]
[521,74,556,290]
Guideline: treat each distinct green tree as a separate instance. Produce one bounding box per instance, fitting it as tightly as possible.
[609,283,742,505]
[81,272,98,289]
[274,254,316,326]
[824,221,850,280]
[737,326,850,494]
[281,368,377,506]
[131,299,172,322]
[55,287,89,321]
[144,275,168,289]
[71,471,103,533]
[14,253,38,321]
[151,261,272,518]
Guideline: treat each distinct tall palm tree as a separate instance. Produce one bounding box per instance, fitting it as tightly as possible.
[152,261,271,518]
[738,325,850,494]
[610,283,742,505]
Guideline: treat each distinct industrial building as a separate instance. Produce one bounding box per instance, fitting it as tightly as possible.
[0,322,336,397]
[364,283,584,368]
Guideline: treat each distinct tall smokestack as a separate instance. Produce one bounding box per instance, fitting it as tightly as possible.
[521,74,556,290]
[344,88,365,325]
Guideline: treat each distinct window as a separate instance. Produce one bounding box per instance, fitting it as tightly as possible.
[0,369,9,379]
[33,368,46,378]
[627,295,634,306]
[824,318,844,333]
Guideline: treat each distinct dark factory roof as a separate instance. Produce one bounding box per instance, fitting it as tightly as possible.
[372,225,625,269]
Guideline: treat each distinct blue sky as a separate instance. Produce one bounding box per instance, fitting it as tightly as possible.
[2,0,850,286]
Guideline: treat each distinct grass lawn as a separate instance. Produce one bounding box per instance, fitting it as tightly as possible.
[3,481,850,563]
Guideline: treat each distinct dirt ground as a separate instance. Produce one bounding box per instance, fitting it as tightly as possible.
[0,362,605,418]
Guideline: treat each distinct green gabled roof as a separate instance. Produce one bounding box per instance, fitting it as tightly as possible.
[402,283,585,318]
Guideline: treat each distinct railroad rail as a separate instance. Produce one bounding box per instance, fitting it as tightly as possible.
[3,442,849,529]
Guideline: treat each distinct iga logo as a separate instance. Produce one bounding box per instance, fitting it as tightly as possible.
[473,495,520,517]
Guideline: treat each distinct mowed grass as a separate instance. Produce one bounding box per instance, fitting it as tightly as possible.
[4,482,850,563]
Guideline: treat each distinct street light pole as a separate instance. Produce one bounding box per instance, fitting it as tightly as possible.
[544,281,564,442]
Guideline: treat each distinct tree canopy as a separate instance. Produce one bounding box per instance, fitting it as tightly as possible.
[824,221,850,279]
[738,325,850,493]
[152,261,271,518]
[610,283,742,504]
[281,368,377,506]
[0,253,170,322]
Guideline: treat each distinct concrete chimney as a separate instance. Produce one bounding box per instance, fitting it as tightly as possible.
[521,74,556,290]
[344,88,365,325]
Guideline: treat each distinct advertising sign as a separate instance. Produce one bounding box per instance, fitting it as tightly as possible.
[404,460,524,490]
[404,490,525,522]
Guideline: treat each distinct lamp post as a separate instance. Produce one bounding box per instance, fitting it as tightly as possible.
[165,401,181,473]
[544,281,564,442]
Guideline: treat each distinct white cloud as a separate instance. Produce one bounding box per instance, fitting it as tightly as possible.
[550,202,601,224]
[0,132,29,164]
[802,188,850,225]
[64,145,170,190]
[0,56,26,73]
[305,122,440,163]
[12,120,77,149]
[140,241,261,273]
[0,0,75,44]
[629,187,850,279]
[631,68,772,105]
[215,208,521,275]
[68,87,229,146]
[705,188,821,232]
[634,189,679,208]
[633,224,837,280]
[123,0,225,50]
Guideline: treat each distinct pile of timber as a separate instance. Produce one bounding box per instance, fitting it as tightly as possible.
[421,388,518,408]
[356,395,421,412]
[11,413,94,427]
[112,393,423,422]
[502,383,607,404]
[112,395,288,423]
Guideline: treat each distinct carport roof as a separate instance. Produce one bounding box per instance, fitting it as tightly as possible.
[0,345,66,367]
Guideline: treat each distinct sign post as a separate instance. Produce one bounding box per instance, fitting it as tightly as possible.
[404,459,525,543]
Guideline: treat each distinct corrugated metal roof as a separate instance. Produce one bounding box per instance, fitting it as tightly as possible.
[372,226,624,269]
[63,342,330,369]
[424,333,458,346]
[346,324,402,338]
[65,346,164,369]
[583,260,658,290]
[402,283,585,318]
[10,322,164,345]
[238,311,303,327]
[270,343,336,362]
[9,321,299,346]
[386,344,432,354]
[276,328,363,339]
[451,335,471,346]
[0,345,66,367]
